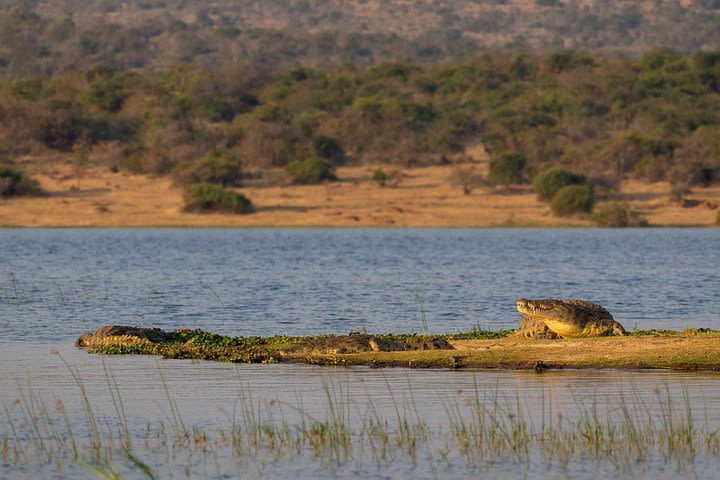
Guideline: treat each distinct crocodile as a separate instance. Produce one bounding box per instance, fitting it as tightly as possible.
[516,298,627,338]
[75,325,171,348]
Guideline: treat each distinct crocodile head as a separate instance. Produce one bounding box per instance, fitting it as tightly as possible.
[516,298,626,337]
[516,298,576,323]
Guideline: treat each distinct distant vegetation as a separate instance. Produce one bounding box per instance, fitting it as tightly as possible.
[533,169,586,201]
[1,49,720,198]
[488,153,526,186]
[371,168,390,187]
[550,185,594,216]
[285,156,336,184]
[592,202,648,227]
[182,183,253,214]
[0,0,719,78]
[450,166,485,195]
[0,166,42,197]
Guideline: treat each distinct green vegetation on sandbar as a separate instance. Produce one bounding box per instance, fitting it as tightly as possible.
[87,328,511,363]
[83,327,720,371]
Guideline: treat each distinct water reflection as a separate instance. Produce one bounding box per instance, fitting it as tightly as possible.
[4,344,720,429]
[3,344,720,479]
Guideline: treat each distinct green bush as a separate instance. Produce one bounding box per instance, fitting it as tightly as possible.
[87,79,127,113]
[550,185,594,216]
[371,169,390,186]
[592,202,648,227]
[174,150,243,186]
[487,153,526,185]
[0,167,42,197]
[533,168,587,200]
[285,157,336,184]
[182,183,253,214]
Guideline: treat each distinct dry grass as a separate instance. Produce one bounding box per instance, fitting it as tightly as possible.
[333,333,720,370]
[1,155,719,227]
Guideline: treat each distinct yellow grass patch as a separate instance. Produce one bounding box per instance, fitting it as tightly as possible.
[1,158,719,227]
[334,333,720,370]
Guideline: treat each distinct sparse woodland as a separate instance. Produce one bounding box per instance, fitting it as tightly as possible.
[0,0,719,208]
[2,51,719,185]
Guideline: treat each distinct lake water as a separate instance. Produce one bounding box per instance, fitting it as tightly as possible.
[1,228,719,479]
[1,228,719,341]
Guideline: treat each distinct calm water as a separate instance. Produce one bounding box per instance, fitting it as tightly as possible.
[1,228,719,341]
[1,228,720,479]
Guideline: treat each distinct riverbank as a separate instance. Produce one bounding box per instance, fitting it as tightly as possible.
[78,327,720,371]
[2,158,720,227]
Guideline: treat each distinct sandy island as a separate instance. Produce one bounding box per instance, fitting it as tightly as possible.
[77,326,720,371]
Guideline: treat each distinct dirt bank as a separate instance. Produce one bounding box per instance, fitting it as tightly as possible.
[2,154,720,227]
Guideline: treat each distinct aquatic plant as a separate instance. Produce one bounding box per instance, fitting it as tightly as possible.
[3,356,719,479]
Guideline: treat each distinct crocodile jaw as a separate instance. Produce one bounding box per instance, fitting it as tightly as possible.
[516,298,574,323]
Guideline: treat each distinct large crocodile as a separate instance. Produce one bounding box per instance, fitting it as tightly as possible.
[516,298,628,338]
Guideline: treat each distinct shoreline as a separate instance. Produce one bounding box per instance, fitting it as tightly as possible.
[2,224,716,229]
[2,163,719,228]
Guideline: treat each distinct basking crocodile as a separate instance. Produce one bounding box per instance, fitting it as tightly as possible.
[75,325,171,348]
[516,298,627,338]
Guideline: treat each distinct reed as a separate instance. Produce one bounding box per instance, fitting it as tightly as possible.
[2,363,720,479]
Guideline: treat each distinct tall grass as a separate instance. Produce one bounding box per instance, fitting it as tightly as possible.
[414,291,429,335]
[2,360,720,479]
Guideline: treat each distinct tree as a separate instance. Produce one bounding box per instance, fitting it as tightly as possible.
[550,185,594,216]
[183,183,253,214]
[174,150,243,186]
[73,141,89,189]
[314,136,345,163]
[488,153,526,186]
[285,157,336,184]
[450,167,484,195]
[533,168,586,200]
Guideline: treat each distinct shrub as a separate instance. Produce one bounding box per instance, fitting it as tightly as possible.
[669,184,691,203]
[488,153,526,185]
[87,79,127,113]
[371,169,390,186]
[592,202,648,227]
[314,136,345,164]
[450,167,484,195]
[667,161,715,187]
[182,183,252,214]
[533,168,586,200]
[550,185,594,216]
[174,150,242,186]
[285,157,335,184]
[0,167,42,197]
